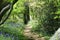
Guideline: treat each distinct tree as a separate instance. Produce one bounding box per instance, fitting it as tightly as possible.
[0,0,18,25]
[24,1,30,24]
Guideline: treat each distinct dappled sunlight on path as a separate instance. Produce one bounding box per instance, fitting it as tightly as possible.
[23,24,45,40]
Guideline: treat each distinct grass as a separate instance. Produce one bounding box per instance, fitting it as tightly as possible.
[0,22,29,40]
[0,34,12,40]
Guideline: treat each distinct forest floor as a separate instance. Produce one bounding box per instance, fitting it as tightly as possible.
[23,24,45,40]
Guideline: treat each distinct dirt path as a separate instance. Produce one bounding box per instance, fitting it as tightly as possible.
[23,24,45,40]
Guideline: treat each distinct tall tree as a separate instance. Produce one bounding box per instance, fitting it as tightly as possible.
[24,1,30,24]
[0,0,18,25]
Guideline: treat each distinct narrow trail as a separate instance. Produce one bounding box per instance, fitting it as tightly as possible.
[23,24,45,40]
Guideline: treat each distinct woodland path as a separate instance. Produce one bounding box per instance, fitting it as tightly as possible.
[23,24,45,40]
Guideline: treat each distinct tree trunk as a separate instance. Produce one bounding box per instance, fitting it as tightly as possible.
[24,2,30,24]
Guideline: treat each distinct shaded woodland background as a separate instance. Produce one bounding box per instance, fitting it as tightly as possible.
[0,0,60,40]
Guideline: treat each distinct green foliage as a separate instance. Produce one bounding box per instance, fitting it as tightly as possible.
[0,34,11,40]
[0,22,29,40]
[8,0,26,23]
[29,0,60,35]
[0,0,29,40]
